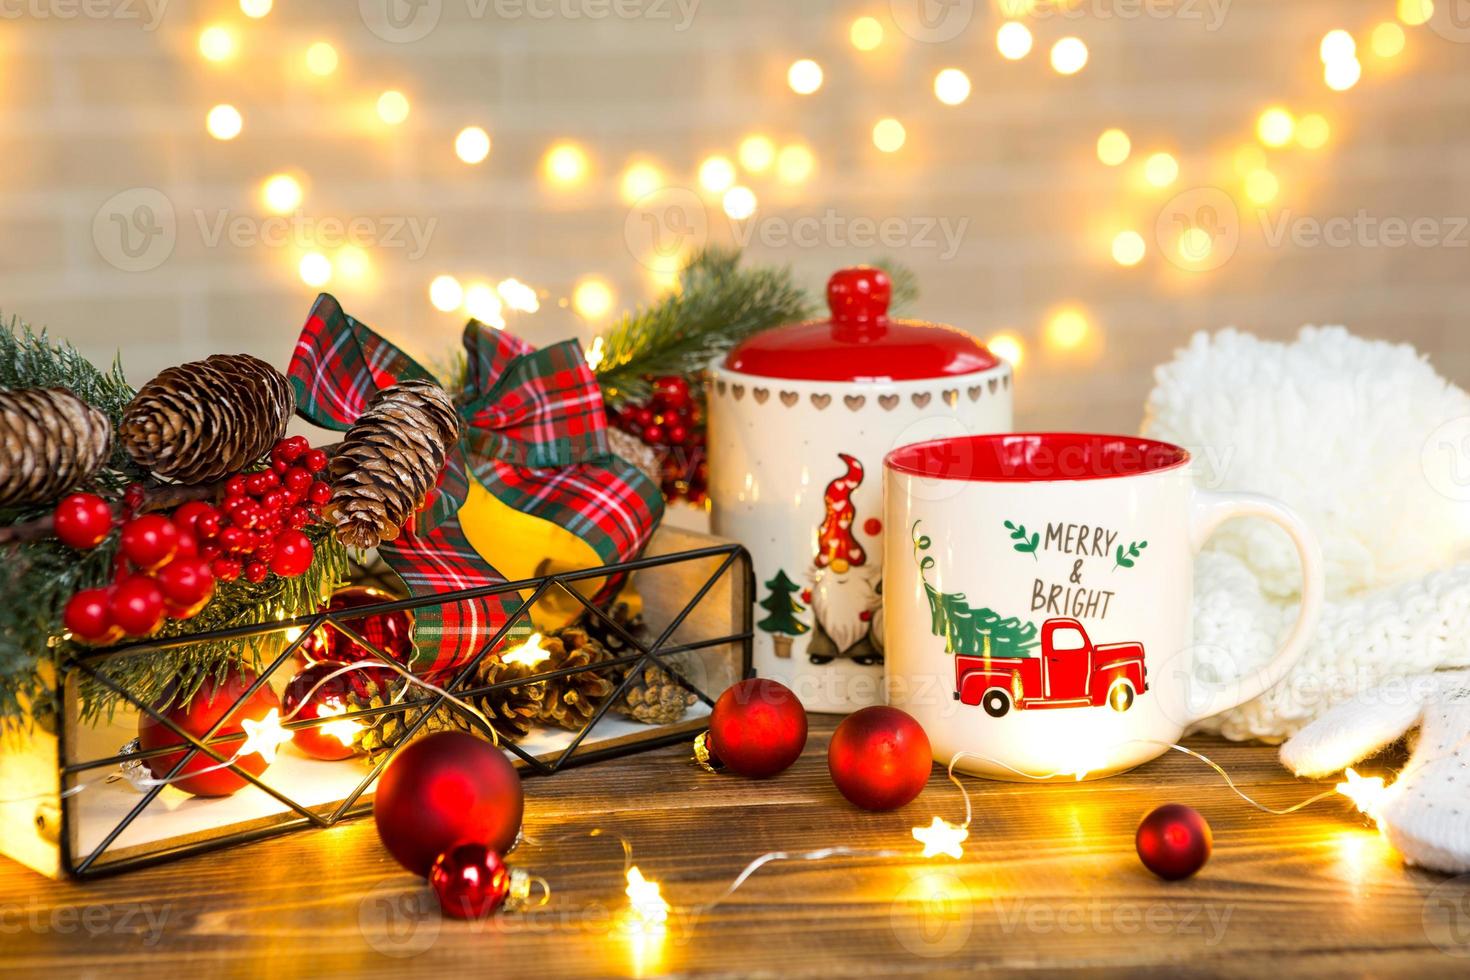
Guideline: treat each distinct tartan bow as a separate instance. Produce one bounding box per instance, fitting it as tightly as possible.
[288,293,664,674]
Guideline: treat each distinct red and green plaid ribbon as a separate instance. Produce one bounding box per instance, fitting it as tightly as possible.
[289,294,664,675]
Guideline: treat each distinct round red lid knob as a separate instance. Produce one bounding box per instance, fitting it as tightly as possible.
[827,266,890,327]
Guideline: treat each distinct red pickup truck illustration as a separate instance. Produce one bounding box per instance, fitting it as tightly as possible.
[954,618,1147,717]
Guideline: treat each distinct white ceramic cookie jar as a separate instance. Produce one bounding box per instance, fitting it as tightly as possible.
[708,266,1013,713]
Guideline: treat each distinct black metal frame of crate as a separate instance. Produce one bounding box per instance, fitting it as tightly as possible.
[52,542,753,879]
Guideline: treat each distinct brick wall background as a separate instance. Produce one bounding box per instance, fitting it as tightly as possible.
[2,0,1468,432]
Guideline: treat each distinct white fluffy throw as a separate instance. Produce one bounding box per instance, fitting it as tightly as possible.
[1143,327,1470,741]
[1280,670,1470,874]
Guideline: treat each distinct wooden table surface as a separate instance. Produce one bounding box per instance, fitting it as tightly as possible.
[2,716,1468,978]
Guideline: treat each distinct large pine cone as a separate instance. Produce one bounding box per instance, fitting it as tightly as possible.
[119,354,294,483]
[464,655,546,741]
[536,627,618,730]
[328,380,460,550]
[581,602,696,726]
[0,388,112,508]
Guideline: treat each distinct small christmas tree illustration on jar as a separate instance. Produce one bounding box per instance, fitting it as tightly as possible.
[758,569,809,658]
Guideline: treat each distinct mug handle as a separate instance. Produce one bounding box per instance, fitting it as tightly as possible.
[1185,489,1326,724]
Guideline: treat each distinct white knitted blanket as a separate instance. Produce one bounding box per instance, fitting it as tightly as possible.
[1142,326,1470,742]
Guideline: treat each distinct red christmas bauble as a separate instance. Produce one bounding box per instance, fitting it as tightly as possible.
[108,575,166,637]
[119,514,180,571]
[1135,804,1212,880]
[828,706,932,810]
[429,842,512,920]
[138,669,281,797]
[282,663,364,761]
[374,732,523,876]
[707,678,807,778]
[299,586,416,669]
[53,493,114,550]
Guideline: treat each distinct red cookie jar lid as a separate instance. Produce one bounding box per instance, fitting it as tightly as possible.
[723,266,1000,383]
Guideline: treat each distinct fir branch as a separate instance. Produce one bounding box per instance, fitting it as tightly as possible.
[870,259,920,315]
[593,248,811,406]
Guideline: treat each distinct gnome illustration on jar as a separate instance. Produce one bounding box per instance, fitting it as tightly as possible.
[807,454,883,666]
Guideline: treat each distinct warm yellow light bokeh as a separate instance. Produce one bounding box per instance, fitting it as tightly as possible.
[240,0,272,16]
[198,26,237,63]
[334,245,371,283]
[455,126,492,164]
[1096,128,1131,166]
[1244,168,1279,205]
[299,252,332,287]
[1372,22,1406,57]
[1320,29,1356,63]
[543,142,590,188]
[776,144,816,184]
[739,135,776,174]
[1325,58,1362,91]
[429,275,464,313]
[305,42,339,77]
[498,278,540,313]
[261,174,302,213]
[1177,227,1214,264]
[206,104,243,140]
[850,16,884,51]
[1111,231,1146,267]
[1144,152,1179,188]
[1045,308,1092,351]
[722,186,757,220]
[1050,37,1088,75]
[376,90,410,125]
[465,282,505,326]
[1256,107,1295,147]
[1397,0,1433,26]
[997,21,1033,60]
[787,59,823,95]
[620,161,664,204]
[873,118,907,153]
[1233,144,1266,175]
[573,278,615,320]
[934,68,971,106]
[1297,113,1331,149]
[988,331,1025,368]
[698,155,736,193]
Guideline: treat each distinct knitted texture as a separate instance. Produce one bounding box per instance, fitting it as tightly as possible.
[1142,326,1470,739]
[1280,670,1470,874]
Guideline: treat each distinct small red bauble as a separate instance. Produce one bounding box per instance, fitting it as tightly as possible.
[156,557,215,619]
[244,561,269,584]
[53,493,114,550]
[707,678,807,778]
[828,706,932,812]
[119,515,180,571]
[429,842,512,920]
[270,530,314,578]
[299,586,415,668]
[138,669,281,797]
[211,558,242,582]
[64,588,117,644]
[373,731,524,876]
[282,663,362,761]
[303,449,329,473]
[108,575,167,636]
[1135,804,1212,880]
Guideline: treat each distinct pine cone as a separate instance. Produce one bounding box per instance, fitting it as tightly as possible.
[348,675,462,758]
[328,380,460,550]
[464,656,546,741]
[119,354,294,483]
[0,388,111,507]
[613,663,696,725]
[536,628,618,730]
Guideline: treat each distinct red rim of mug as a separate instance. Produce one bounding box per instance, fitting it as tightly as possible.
[884,432,1192,483]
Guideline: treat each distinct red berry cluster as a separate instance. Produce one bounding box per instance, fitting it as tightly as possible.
[56,437,330,646]
[210,436,329,584]
[607,375,708,505]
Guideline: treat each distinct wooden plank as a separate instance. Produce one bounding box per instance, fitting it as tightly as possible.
[1,717,1465,976]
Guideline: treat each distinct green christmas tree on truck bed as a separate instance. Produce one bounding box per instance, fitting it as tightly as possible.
[758,569,809,659]
[913,522,1038,657]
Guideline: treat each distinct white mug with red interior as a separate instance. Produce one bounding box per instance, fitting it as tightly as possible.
[882,433,1325,779]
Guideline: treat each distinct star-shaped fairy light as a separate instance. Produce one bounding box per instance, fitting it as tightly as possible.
[911,817,968,860]
[239,708,295,764]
